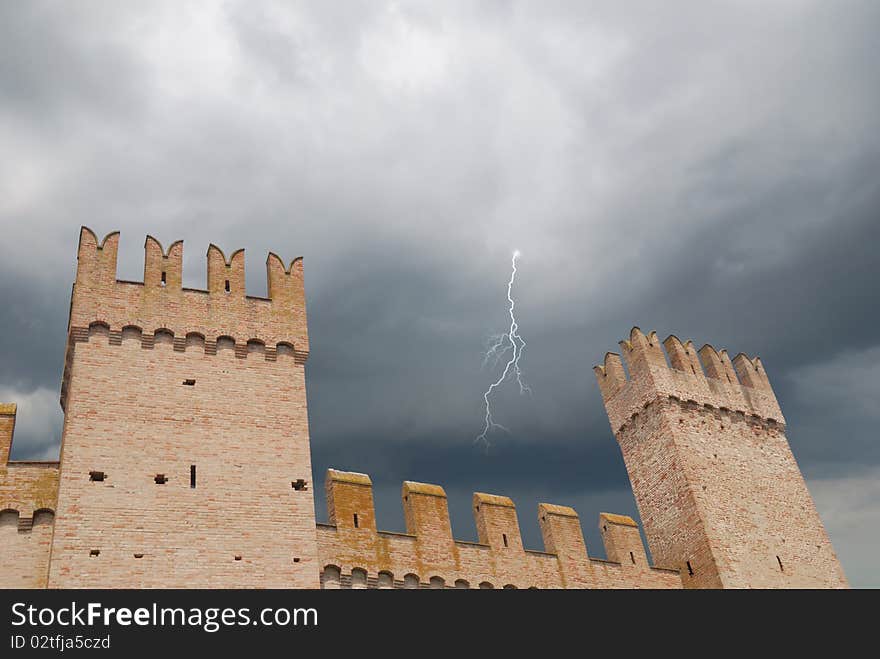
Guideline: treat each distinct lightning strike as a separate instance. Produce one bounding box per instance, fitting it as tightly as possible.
[476,250,530,448]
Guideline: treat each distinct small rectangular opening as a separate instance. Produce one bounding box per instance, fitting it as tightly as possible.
[502,533,508,548]
[234,555,242,561]
[155,474,167,484]
[777,555,784,572]
[291,479,308,491]
[224,279,230,292]
[89,549,100,557]
[293,557,300,563]
[190,465,196,488]
[182,379,196,386]
[89,471,105,482]
[160,271,166,286]
[686,560,694,576]
[134,553,144,559]
[353,513,359,528]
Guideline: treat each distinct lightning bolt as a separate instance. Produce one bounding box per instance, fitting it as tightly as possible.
[476,250,530,448]
[481,333,511,370]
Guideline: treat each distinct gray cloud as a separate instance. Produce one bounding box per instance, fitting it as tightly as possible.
[1,1,877,584]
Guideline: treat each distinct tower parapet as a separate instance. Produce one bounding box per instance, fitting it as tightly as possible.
[61,228,309,411]
[70,227,308,362]
[593,327,784,435]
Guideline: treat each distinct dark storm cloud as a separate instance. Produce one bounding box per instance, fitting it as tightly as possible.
[0,3,146,124]
[1,1,878,583]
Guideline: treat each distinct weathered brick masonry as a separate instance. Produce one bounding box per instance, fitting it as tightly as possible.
[0,229,847,588]
[316,470,679,588]
[1,404,58,588]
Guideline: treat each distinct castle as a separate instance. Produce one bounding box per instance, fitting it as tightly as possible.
[0,229,848,588]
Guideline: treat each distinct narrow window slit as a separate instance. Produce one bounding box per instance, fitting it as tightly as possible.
[502,533,509,548]
[190,465,196,488]
[353,513,359,528]
[224,279,230,292]
[630,551,636,564]
[686,560,694,576]
[182,379,196,386]
[777,555,784,572]
[160,271,166,286]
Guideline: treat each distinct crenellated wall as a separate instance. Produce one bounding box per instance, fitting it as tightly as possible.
[0,404,58,588]
[316,469,681,589]
[594,328,848,588]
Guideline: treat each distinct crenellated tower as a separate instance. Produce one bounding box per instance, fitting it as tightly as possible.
[48,227,317,587]
[594,328,848,588]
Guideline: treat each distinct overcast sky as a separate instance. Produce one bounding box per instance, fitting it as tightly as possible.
[1,1,878,586]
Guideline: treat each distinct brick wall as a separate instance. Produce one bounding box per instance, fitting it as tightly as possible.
[316,469,682,589]
[0,404,59,588]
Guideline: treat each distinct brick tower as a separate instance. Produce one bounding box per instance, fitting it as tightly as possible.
[594,328,848,588]
[46,228,318,587]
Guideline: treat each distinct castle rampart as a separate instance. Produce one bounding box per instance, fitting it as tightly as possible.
[0,404,59,588]
[316,469,681,588]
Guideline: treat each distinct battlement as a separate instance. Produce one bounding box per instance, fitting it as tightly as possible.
[0,404,15,465]
[1,400,62,588]
[593,327,784,434]
[0,402,59,541]
[70,227,308,357]
[316,469,681,589]
[0,402,17,463]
